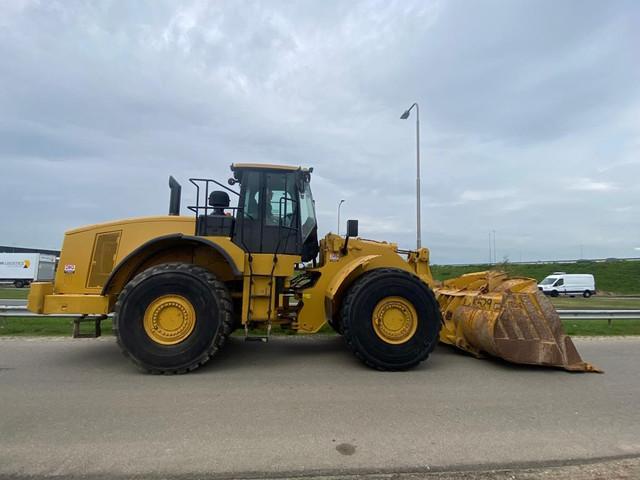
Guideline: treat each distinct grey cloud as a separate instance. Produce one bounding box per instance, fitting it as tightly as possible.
[0,0,639,264]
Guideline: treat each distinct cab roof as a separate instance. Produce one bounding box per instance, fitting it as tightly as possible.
[230,163,312,173]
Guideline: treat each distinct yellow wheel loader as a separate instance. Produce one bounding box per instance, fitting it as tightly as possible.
[27,163,598,373]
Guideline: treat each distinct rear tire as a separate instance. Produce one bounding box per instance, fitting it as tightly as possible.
[340,268,441,371]
[113,263,233,374]
[14,280,24,288]
[583,290,592,298]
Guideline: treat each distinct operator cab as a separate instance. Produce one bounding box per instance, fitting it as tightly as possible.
[189,164,319,262]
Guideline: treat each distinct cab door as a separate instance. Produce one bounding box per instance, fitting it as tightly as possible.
[232,170,301,255]
[262,171,299,254]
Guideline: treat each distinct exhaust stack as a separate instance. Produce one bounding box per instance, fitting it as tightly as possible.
[168,176,181,216]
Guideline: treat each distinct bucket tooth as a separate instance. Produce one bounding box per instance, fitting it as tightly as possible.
[434,271,602,373]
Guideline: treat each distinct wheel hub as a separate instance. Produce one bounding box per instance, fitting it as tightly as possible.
[372,296,418,344]
[143,295,196,345]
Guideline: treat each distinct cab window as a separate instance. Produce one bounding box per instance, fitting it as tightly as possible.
[241,172,261,221]
[299,180,317,241]
[265,173,296,227]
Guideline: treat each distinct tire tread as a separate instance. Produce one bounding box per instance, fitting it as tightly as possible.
[340,268,441,371]
[113,263,233,375]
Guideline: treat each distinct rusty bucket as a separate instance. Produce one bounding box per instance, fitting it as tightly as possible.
[434,271,601,372]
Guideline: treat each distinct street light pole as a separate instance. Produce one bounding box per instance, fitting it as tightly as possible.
[337,199,345,235]
[492,230,497,264]
[400,102,422,249]
[415,104,421,249]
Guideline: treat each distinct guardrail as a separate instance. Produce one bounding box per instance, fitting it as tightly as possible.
[0,306,82,317]
[556,309,640,326]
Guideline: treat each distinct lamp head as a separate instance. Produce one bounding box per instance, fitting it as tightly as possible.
[400,110,410,120]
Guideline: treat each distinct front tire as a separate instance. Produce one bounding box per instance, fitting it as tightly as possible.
[340,268,441,371]
[113,263,233,374]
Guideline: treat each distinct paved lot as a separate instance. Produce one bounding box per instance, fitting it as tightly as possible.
[0,336,638,478]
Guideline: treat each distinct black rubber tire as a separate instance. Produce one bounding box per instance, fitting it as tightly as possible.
[14,280,24,288]
[583,290,592,298]
[327,315,343,335]
[550,290,559,297]
[340,268,442,371]
[113,263,233,374]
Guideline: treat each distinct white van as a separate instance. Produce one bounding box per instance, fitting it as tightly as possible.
[538,272,596,298]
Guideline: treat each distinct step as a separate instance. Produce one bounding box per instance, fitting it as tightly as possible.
[72,315,106,339]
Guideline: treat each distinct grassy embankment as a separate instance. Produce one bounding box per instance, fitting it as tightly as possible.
[431,259,640,295]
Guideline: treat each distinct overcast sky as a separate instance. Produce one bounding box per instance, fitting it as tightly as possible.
[1,0,638,264]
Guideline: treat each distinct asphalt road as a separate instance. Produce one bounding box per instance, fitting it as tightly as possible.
[0,336,638,478]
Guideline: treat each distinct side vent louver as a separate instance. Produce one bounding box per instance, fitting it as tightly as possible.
[87,231,121,288]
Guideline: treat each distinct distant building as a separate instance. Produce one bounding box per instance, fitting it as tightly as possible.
[0,245,60,257]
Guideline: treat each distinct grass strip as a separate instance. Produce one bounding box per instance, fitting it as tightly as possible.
[561,319,640,336]
[0,288,30,300]
[550,296,640,309]
[0,316,112,336]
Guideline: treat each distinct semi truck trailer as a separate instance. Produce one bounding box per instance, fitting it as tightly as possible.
[0,253,57,288]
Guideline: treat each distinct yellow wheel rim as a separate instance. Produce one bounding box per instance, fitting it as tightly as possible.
[372,296,418,345]
[143,295,196,346]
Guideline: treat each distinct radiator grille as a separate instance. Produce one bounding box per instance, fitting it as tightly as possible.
[87,231,121,288]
